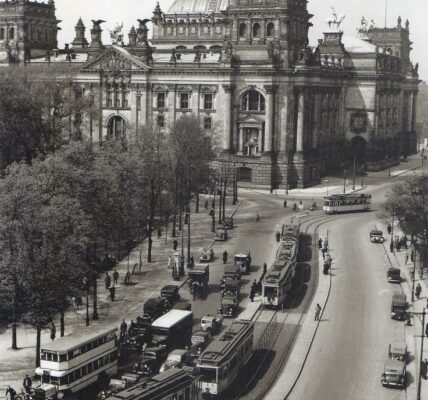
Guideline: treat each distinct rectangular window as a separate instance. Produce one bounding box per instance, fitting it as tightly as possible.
[108,99,113,107]
[204,117,212,130]
[123,99,128,107]
[204,94,213,110]
[157,115,165,128]
[157,92,166,108]
[137,96,141,109]
[115,99,120,107]
[180,93,189,109]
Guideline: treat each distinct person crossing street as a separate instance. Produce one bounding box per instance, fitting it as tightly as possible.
[223,250,228,264]
[23,375,32,394]
[314,303,322,321]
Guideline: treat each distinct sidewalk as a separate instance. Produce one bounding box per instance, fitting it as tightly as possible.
[377,221,428,399]
[266,229,332,399]
[0,196,239,393]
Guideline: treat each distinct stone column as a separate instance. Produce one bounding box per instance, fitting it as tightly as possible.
[279,91,289,154]
[168,84,176,127]
[238,127,244,155]
[140,84,148,127]
[296,89,305,153]
[232,105,239,152]
[312,91,320,149]
[222,84,234,152]
[411,92,418,132]
[264,85,275,153]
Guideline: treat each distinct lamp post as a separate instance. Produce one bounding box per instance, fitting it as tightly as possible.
[343,170,346,194]
[187,204,191,269]
[386,154,391,177]
[83,276,90,327]
[390,207,395,253]
[325,179,329,196]
[352,152,356,190]
[412,237,416,303]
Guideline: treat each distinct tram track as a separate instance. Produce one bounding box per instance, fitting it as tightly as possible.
[233,214,336,400]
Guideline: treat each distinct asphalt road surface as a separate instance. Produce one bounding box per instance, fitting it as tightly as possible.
[289,184,406,400]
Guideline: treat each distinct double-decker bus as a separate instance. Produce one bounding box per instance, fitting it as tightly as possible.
[197,320,254,396]
[323,193,371,214]
[150,310,193,350]
[262,224,299,309]
[34,326,118,399]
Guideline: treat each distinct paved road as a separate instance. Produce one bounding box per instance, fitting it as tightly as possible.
[289,185,406,400]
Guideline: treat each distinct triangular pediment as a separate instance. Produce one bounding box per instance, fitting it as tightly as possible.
[80,46,149,73]
[238,114,265,124]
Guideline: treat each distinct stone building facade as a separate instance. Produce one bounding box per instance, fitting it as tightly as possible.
[0,0,420,188]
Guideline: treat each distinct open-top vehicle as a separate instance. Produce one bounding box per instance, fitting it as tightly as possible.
[388,342,407,363]
[391,294,407,320]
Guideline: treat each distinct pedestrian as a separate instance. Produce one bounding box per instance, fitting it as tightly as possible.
[113,269,119,285]
[255,212,260,223]
[422,359,428,380]
[387,223,392,235]
[321,247,327,260]
[324,238,329,250]
[396,241,402,252]
[104,272,111,290]
[390,241,394,253]
[250,287,255,302]
[415,283,422,300]
[314,304,321,321]
[50,322,56,341]
[173,239,178,251]
[283,200,287,208]
[157,227,162,238]
[23,374,32,394]
[190,255,194,267]
[270,188,273,196]
[124,271,131,285]
[318,238,323,250]
[5,386,16,400]
[109,285,116,301]
[405,252,409,264]
[204,199,209,210]
[192,281,199,301]
[263,263,267,275]
[323,261,329,275]
[276,231,281,242]
[223,250,228,264]
[120,319,127,341]
[168,256,172,269]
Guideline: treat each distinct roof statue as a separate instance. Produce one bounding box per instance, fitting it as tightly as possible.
[109,23,124,45]
[359,16,368,33]
[325,7,345,32]
[369,19,376,30]
[91,20,106,28]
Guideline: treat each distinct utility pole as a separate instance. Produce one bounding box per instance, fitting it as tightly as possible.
[187,204,191,268]
[343,170,346,194]
[414,308,426,400]
[352,152,356,190]
[218,177,223,224]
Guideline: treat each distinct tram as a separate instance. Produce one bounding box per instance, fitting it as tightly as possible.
[262,224,299,309]
[323,193,371,214]
[197,319,254,396]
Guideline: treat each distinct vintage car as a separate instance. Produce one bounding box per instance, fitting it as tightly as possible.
[220,294,239,318]
[159,349,192,373]
[234,253,251,274]
[134,347,168,376]
[387,267,401,283]
[190,330,212,359]
[214,228,229,241]
[222,279,241,298]
[391,293,407,320]
[381,359,406,388]
[222,217,234,229]
[160,284,180,305]
[125,318,152,351]
[201,314,224,333]
[222,265,241,285]
[388,342,407,363]
[200,248,214,262]
[370,230,384,243]
[188,264,210,299]
[143,298,170,321]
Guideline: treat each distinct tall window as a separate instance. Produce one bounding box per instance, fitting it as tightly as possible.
[180,93,189,109]
[267,22,275,37]
[204,116,212,130]
[239,23,247,38]
[157,92,166,108]
[252,23,261,38]
[9,27,14,40]
[241,90,265,112]
[0,28,4,40]
[203,94,213,110]
[157,115,165,128]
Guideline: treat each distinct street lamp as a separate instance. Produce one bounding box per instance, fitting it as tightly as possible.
[390,207,395,253]
[324,179,329,196]
[352,152,356,190]
[343,170,347,194]
[386,154,391,177]
[83,276,90,327]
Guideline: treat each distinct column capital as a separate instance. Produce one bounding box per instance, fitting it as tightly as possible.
[222,84,236,93]
[264,84,277,95]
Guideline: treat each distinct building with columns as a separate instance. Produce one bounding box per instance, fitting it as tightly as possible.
[0,0,420,188]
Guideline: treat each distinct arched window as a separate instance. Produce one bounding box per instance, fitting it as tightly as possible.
[194,45,207,51]
[176,45,187,50]
[241,90,265,112]
[252,23,261,38]
[267,22,275,37]
[0,28,4,40]
[9,27,14,40]
[107,116,126,140]
[210,45,222,53]
[239,23,247,38]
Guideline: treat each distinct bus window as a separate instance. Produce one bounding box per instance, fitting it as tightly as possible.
[81,366,87,377]
[75,369,81,380]
[50,377,59,384]
[88,363,93,374]
[199,367,217,382]
[73,348,80,358]
[264,287,277,298]
[59,376,68,385]
[59,353,68,362]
